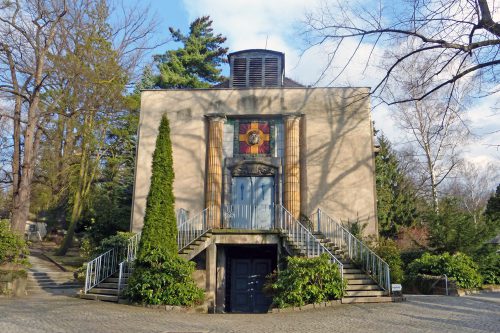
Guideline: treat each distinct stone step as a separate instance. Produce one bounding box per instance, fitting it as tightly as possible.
[28,272,73,278]
[27,284,82,291]
[348,278,377,285]
[343,268,363,274]
[342,296,394,304]
[98,282,126,289]
[88,288,119,296]
[27,280,79,287]
[344,273,369,280]
[346,284,381,291]
[345,290,387,297]
[111,272,132,278]
[80,293,119,302]
[28,274,75,281]
[105,277,129,283]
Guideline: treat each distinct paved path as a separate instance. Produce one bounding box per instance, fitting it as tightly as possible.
[26,250,81,296]
[0,293,499,333]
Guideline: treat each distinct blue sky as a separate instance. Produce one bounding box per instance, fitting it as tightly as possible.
[133,0,499,169]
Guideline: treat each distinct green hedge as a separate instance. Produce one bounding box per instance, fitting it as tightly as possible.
[268,254,346,308]
[407,252,482,289]
[125,249,204,306]
[0,220,28,266]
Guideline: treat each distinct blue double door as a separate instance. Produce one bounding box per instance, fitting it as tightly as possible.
[230,176,274,229]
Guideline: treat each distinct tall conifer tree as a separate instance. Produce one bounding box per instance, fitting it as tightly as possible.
[138,115,177,257]
[375,135,417,237]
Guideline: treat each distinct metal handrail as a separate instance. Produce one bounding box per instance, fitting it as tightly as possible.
[176,208,189,226]
[84,232,141,294]
[177,206,213,251]
[277,205,343,279]
[223,204,274,229]
[311,208,391,291]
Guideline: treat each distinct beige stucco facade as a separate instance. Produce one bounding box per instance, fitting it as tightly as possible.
[131,87,378,236]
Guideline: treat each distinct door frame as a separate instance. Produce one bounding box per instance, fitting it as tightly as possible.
[223,158,282,228]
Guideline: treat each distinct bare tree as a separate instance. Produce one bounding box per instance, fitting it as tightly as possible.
[0,0,162,235]
[0,0,68,233]
[446,161,499,222]
[304,0,500,104]
[390,55,470,213]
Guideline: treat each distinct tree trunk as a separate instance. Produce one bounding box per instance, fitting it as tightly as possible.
[57,113,98,255]
[424,143,439,214]
[10,103,40,234]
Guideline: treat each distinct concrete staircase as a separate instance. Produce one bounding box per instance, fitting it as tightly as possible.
[283,232,393,304]
[80,272,131,302]
[178,232,214,260]
[27,252,82,296]
[316,232,394,304]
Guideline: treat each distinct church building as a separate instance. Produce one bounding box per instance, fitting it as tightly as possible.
[131,49,385,312]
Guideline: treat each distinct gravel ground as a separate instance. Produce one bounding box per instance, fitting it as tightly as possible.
[0,293,499,333]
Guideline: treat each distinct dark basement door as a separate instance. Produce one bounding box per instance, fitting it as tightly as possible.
[230,258,272,313]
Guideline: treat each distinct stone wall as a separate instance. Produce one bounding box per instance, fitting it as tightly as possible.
[132,87,378,236]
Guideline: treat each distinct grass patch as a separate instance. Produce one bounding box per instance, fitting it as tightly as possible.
[45,251,85,271]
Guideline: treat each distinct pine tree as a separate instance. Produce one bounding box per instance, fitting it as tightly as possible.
[484,184,500,222]
[154,16,228,88]
[375,135,417,238]
[137,115,177,257]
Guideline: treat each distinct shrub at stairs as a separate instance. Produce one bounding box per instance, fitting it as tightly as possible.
[373,238,404,284]
[125,249,204,306]
[407,252,482,289]
[268,254,347,308]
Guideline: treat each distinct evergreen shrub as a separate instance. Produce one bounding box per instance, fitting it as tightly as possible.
[269,254,346,308]
[477,252,500,285]
[373,238,404,283]
[407,252,482,289]
[125,249,204,306]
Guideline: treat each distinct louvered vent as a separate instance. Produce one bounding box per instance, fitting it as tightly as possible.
[249,58,263,87]
[229,49,284,88]
[232,58,247,87]
[264,58,278,86]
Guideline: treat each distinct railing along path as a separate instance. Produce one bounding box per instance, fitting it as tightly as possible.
[310,208,391,291]
[84,233,141,294]
[277,205,344,278]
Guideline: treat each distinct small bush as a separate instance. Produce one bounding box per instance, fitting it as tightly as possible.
[79,237,93,261]
[477,252,500,285]
[400,249,426,269]
[0,220,28,266]
[407,252,482,289]
[373,238,404,283]
[94,232,135,256]
[268,254,346,308]
[125,249,204,306]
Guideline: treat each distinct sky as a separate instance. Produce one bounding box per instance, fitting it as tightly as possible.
[139,0,500,171]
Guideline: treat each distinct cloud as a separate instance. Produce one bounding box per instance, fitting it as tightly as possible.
[181,0,384,87]
[181,0,499,168]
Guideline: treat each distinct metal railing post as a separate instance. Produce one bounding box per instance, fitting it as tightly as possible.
[117,262,123,295]
[317,208,321,232]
